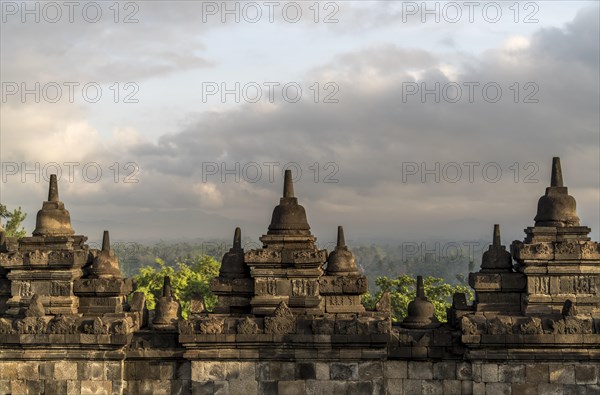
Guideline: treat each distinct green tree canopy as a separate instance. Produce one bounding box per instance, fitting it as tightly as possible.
[132,255,220,319]
[0,204,27,238]
[362,274,474,322]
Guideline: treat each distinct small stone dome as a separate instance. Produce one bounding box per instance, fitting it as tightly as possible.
[401,276,441,329]
[534,157,580,227]
[90,231,121,278]
[32,174,75,236]
[267,170,311,235]
[480,224,512,272]
[327,226,358,274]
[219,227,249,278]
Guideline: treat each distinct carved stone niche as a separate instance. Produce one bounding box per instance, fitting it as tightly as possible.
[264,301,296,335]
[237,317,261,334]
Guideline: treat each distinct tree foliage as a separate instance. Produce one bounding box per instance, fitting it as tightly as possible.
[361,275,474,322]
[0,204,27,238]
[132,255,220,319]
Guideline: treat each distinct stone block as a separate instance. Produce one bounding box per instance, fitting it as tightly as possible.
[472,382,485,395]
[278,380,305,395]
[213,381,229,395]
[258,381,278,395]
[536,383,564,395]
[191,381,213,395]
[511,383,537,395]
[433,362,456,380]
[17,362,39,380]
[0,380,9,395]
[105,362,122,381]
[385,379,404,395]
[575,364,597,384]
[481,363,499,383]
[11,380,27,395]
[0,363,18,380]
[358,361,383,380]
[472,364,482,382]
[485,382,510,395]
[408,362,433,380]
[563,384,587,395]
[81,380,112,395]
[38,362,55,379]
[498,364,525,383]
[330,363,358,380]
[315,363,329,380]
[295,362,316,380]
[442,380,461,395]
[44,380,68,394]
[461,381,473,395]
[79,362,105,380]
[67,380,82,395]
[586,385,600,395]
[229,380,258,394]
[26,380,44,394]
[526,364,549,383]
[456,362,472,381]
[549,364,576,384]
[256,362,269,381]
[403,379,423,395]
[422,380,443,395]
[469,273,501,290]
[269,362,295,381]
[347,381,375,394]
[140,379,170,395]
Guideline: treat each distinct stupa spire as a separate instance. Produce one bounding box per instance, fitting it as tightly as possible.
[48,174,59,201]
[283,169,294,198]
[233,227,241,249]
[551,157,563,187]
[493,224,501,247]
[337,226,346,248]
[416,276,425,298]
[102,230,110,252]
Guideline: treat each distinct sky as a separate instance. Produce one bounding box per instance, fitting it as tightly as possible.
[1,1,599,247]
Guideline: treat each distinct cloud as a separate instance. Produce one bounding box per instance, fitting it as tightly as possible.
[1,5,598,244]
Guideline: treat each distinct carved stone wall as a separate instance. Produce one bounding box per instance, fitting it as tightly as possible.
[1,357,600,394]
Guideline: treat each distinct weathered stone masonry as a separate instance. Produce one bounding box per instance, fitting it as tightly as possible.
[1,158,599,394]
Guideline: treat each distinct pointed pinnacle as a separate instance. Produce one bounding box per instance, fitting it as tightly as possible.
[163,276,172,297]
[283,169,294,198]
[493,224,501,247]
[233,227,241,249]
[416,276,425,298]
[102,230,110,252]
[551,157,563,187]
[337,226,346,248]
[48,174,59,201]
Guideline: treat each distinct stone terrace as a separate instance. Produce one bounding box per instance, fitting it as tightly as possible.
[0,158,599,395]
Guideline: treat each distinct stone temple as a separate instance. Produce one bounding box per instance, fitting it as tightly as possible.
[0,157,599,394]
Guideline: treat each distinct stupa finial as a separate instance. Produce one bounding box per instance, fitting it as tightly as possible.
[337,226,346,248]
[163,276,172,297]
[48,174,59,202]
[493,224,501,247]
[283,169,294,198]
[102,230,110,252]
[233,227,242,249]
[551,157,563,187]
[416,276,425,298]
